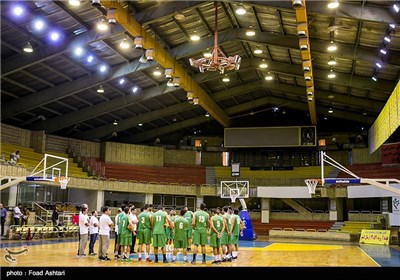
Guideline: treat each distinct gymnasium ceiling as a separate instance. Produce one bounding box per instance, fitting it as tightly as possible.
[1,1,399,145]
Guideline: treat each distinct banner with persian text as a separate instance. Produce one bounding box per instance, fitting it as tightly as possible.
[381,142,400,166]
[359,229,390,245]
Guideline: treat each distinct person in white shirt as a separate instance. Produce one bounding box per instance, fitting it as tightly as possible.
[78,206,89,257]
[129,205,139,255]
[88,210,99,256]
[98,206,113,261]
[13,203,22,225]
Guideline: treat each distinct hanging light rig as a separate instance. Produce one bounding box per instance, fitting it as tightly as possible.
[189,1,241,74]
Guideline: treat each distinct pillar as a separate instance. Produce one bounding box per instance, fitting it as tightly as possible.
[8,185,18,207]
[196,196,204,209]
[261,198,270,223]
[329,198,337,221]
[145,193,153,205]
[95,190,104,211]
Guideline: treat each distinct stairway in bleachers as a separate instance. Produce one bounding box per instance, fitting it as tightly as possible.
[205,166,217,184]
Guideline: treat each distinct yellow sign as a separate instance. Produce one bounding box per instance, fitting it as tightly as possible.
[359,229,390,245]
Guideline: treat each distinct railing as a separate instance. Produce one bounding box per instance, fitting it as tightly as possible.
[33,202,52,225]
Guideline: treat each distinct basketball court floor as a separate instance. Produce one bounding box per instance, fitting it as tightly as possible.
[1,236,399,269]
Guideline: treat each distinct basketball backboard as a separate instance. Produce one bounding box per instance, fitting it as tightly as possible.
[220,180,249,202]
[26,154,70,189]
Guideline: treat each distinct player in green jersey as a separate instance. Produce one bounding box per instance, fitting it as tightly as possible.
[191,203,209,264]
[171,209,189,263]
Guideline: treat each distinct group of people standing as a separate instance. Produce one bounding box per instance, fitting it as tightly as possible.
[74,202,243,265]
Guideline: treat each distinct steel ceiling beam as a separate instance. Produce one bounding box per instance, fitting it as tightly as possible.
[79,101,194,140]
[292,0,317,125]
[36,74,382,140]
[1,58,156,119]
[169,28,400,68]
[101,0,230,128]
[134,1,204,26]
[243,1,398,24]
[4,52,392,123]
[123,95,376,144]
[1,25,126,76]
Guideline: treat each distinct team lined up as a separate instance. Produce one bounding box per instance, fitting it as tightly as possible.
[77,203,244,264]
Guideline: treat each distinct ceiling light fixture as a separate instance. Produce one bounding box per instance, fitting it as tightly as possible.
[254,47,263,54]
[205,112,210,117]
[153,67,162,76]
[297,23,308,38]
[235,4,246,15]
[23,42,33,53]
[292,0,303,9]
[145,49,154,61]
[165,68,173,79]
[303,60,311,72]
[327,40,337,52]
[167,79,174,87]
[69,0,81,6]
[174,12,185,20]
[203,51,212,58]
[259,59,268,69]
[265,72,273,81]
[328,57,336,66]
[113,120,118,126]
[327,0,339,9]
[189,2,241,74]
[190,31,200,42]
[172,77,180,87]
[107,8,117,25]
[393,3,399,12]
[371,76,377,82]
[222,75,230,82]
[133,36,143,49]
[96,18,108,31]
[327,69,336,79]
[380,49,387,55]
[245,26,256,36]
[120,37,130,49]
[139,54,147,64]
[91,0,101,7]
[328,108,333,114]
[97,85,104,93]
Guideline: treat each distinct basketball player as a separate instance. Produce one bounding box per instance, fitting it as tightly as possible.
[191,202,209,264]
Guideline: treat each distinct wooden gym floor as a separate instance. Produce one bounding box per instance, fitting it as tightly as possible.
[1,236,399,269]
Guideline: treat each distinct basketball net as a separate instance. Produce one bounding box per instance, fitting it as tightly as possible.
[230,189,239,203]
[305,179,319,194]
[55,176,70,190]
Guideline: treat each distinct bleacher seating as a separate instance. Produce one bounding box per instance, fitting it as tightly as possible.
[100,162,206,185]
[1,143,89,179]
[214,166,332,185]
[338,163,400,180]
[251,219,335,236]
[335,221,379,234]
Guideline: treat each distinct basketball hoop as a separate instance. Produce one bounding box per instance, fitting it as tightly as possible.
[230,189,240,203]
[56,176,70,190]
[305,179,319,194]
[230,193,239,203]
